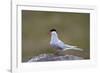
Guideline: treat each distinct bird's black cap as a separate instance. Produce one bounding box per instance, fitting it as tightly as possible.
[50,29,56,32]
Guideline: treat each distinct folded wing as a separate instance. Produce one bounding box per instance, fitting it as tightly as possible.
[56,40,83,51]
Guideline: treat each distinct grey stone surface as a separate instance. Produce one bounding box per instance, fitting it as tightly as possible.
[28,54,83,62]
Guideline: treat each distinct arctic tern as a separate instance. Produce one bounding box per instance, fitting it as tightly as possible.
[50,29,83,51]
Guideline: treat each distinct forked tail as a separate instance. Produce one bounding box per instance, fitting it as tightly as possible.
[63,47,83,51]
[72,47,83,51]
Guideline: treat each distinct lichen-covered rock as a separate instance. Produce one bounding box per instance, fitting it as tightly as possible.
[28,53,83,62]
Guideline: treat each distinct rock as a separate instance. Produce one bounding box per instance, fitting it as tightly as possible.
[28,53,83,62]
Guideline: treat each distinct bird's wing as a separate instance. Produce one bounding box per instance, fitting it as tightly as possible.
[63,44,83,51]
[55,40,75,49]
[53,40,83,51]
[64,44,77,48]
[55,40,69,49]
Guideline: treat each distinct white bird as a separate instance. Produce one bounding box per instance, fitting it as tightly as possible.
[49,29,83,51]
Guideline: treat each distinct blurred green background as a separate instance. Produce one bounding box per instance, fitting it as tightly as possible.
[22,10,90,62]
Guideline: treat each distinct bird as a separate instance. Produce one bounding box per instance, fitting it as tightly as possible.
[49,29,83,52]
